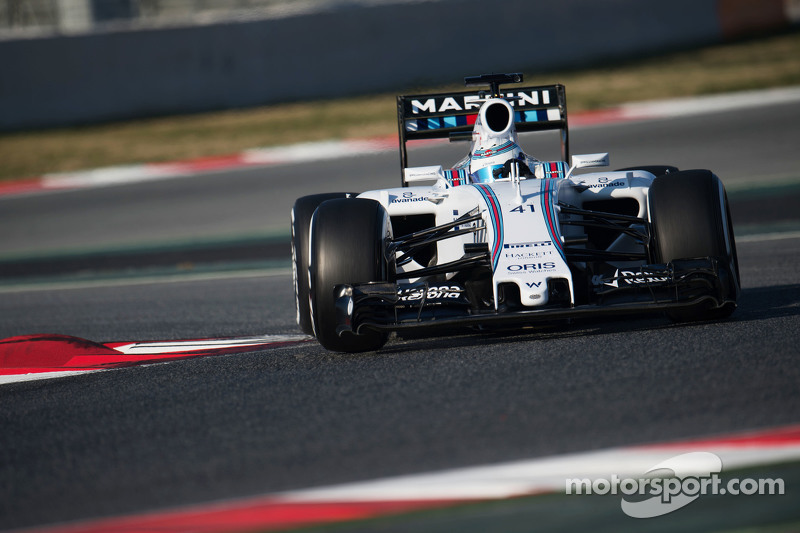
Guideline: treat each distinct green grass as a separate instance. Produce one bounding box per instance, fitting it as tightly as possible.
[1,30,799,182]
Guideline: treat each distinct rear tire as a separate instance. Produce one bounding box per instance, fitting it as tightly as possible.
[648,170,740,321]
[291,193,357,335]
[309,198,392,352]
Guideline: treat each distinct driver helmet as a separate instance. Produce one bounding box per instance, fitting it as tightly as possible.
[469,140,525,183]
[467,97,533,183]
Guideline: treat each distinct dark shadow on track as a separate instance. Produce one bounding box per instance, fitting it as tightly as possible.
[376,284,800,355]
[733,284,800,322]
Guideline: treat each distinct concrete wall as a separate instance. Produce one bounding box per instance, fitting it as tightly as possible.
[0,0,792,130]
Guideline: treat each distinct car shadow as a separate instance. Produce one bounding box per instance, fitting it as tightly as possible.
[376,283,800,355]
[729,283,800,322]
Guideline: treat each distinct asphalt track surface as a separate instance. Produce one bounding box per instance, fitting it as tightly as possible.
[1,100,800,531]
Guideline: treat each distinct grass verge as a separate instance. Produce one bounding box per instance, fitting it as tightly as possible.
[1,30,799,182]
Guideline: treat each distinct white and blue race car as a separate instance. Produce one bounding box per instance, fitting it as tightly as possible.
[291,73,740,352]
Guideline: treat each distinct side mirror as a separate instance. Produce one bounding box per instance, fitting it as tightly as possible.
[566,153,610,179]
[404,165,444,184]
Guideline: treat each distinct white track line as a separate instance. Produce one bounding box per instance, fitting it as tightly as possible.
[113,334,309,354]
[738,230,800,243]
[618,86,800,121]
[0,370,107,386]
[0,334,310,386]
[275,437,800,503]
[0,267,292,294]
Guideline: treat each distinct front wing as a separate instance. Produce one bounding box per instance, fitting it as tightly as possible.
[334,258,736,335]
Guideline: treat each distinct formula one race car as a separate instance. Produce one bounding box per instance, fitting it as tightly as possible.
[291,73,740,352]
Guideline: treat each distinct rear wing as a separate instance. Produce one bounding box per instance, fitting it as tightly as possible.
[396,78,569,186]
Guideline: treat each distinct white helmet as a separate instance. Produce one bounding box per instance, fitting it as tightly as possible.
[470,140,527,183]
[469,98,526,183]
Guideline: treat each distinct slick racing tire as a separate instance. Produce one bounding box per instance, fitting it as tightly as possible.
[291,193,357,335]
[648,170,740,322]
[309,198,393,352]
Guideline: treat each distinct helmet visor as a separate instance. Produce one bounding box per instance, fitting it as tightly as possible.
[470,164,504,183]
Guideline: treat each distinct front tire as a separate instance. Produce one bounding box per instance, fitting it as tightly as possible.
[309,198,392,352]
[291,193,357,335]
[648,170,740,321]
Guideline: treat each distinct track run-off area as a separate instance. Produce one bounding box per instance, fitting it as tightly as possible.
[1,89,799,532]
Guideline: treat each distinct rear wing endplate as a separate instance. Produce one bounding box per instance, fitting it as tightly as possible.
[397,79,569,186]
